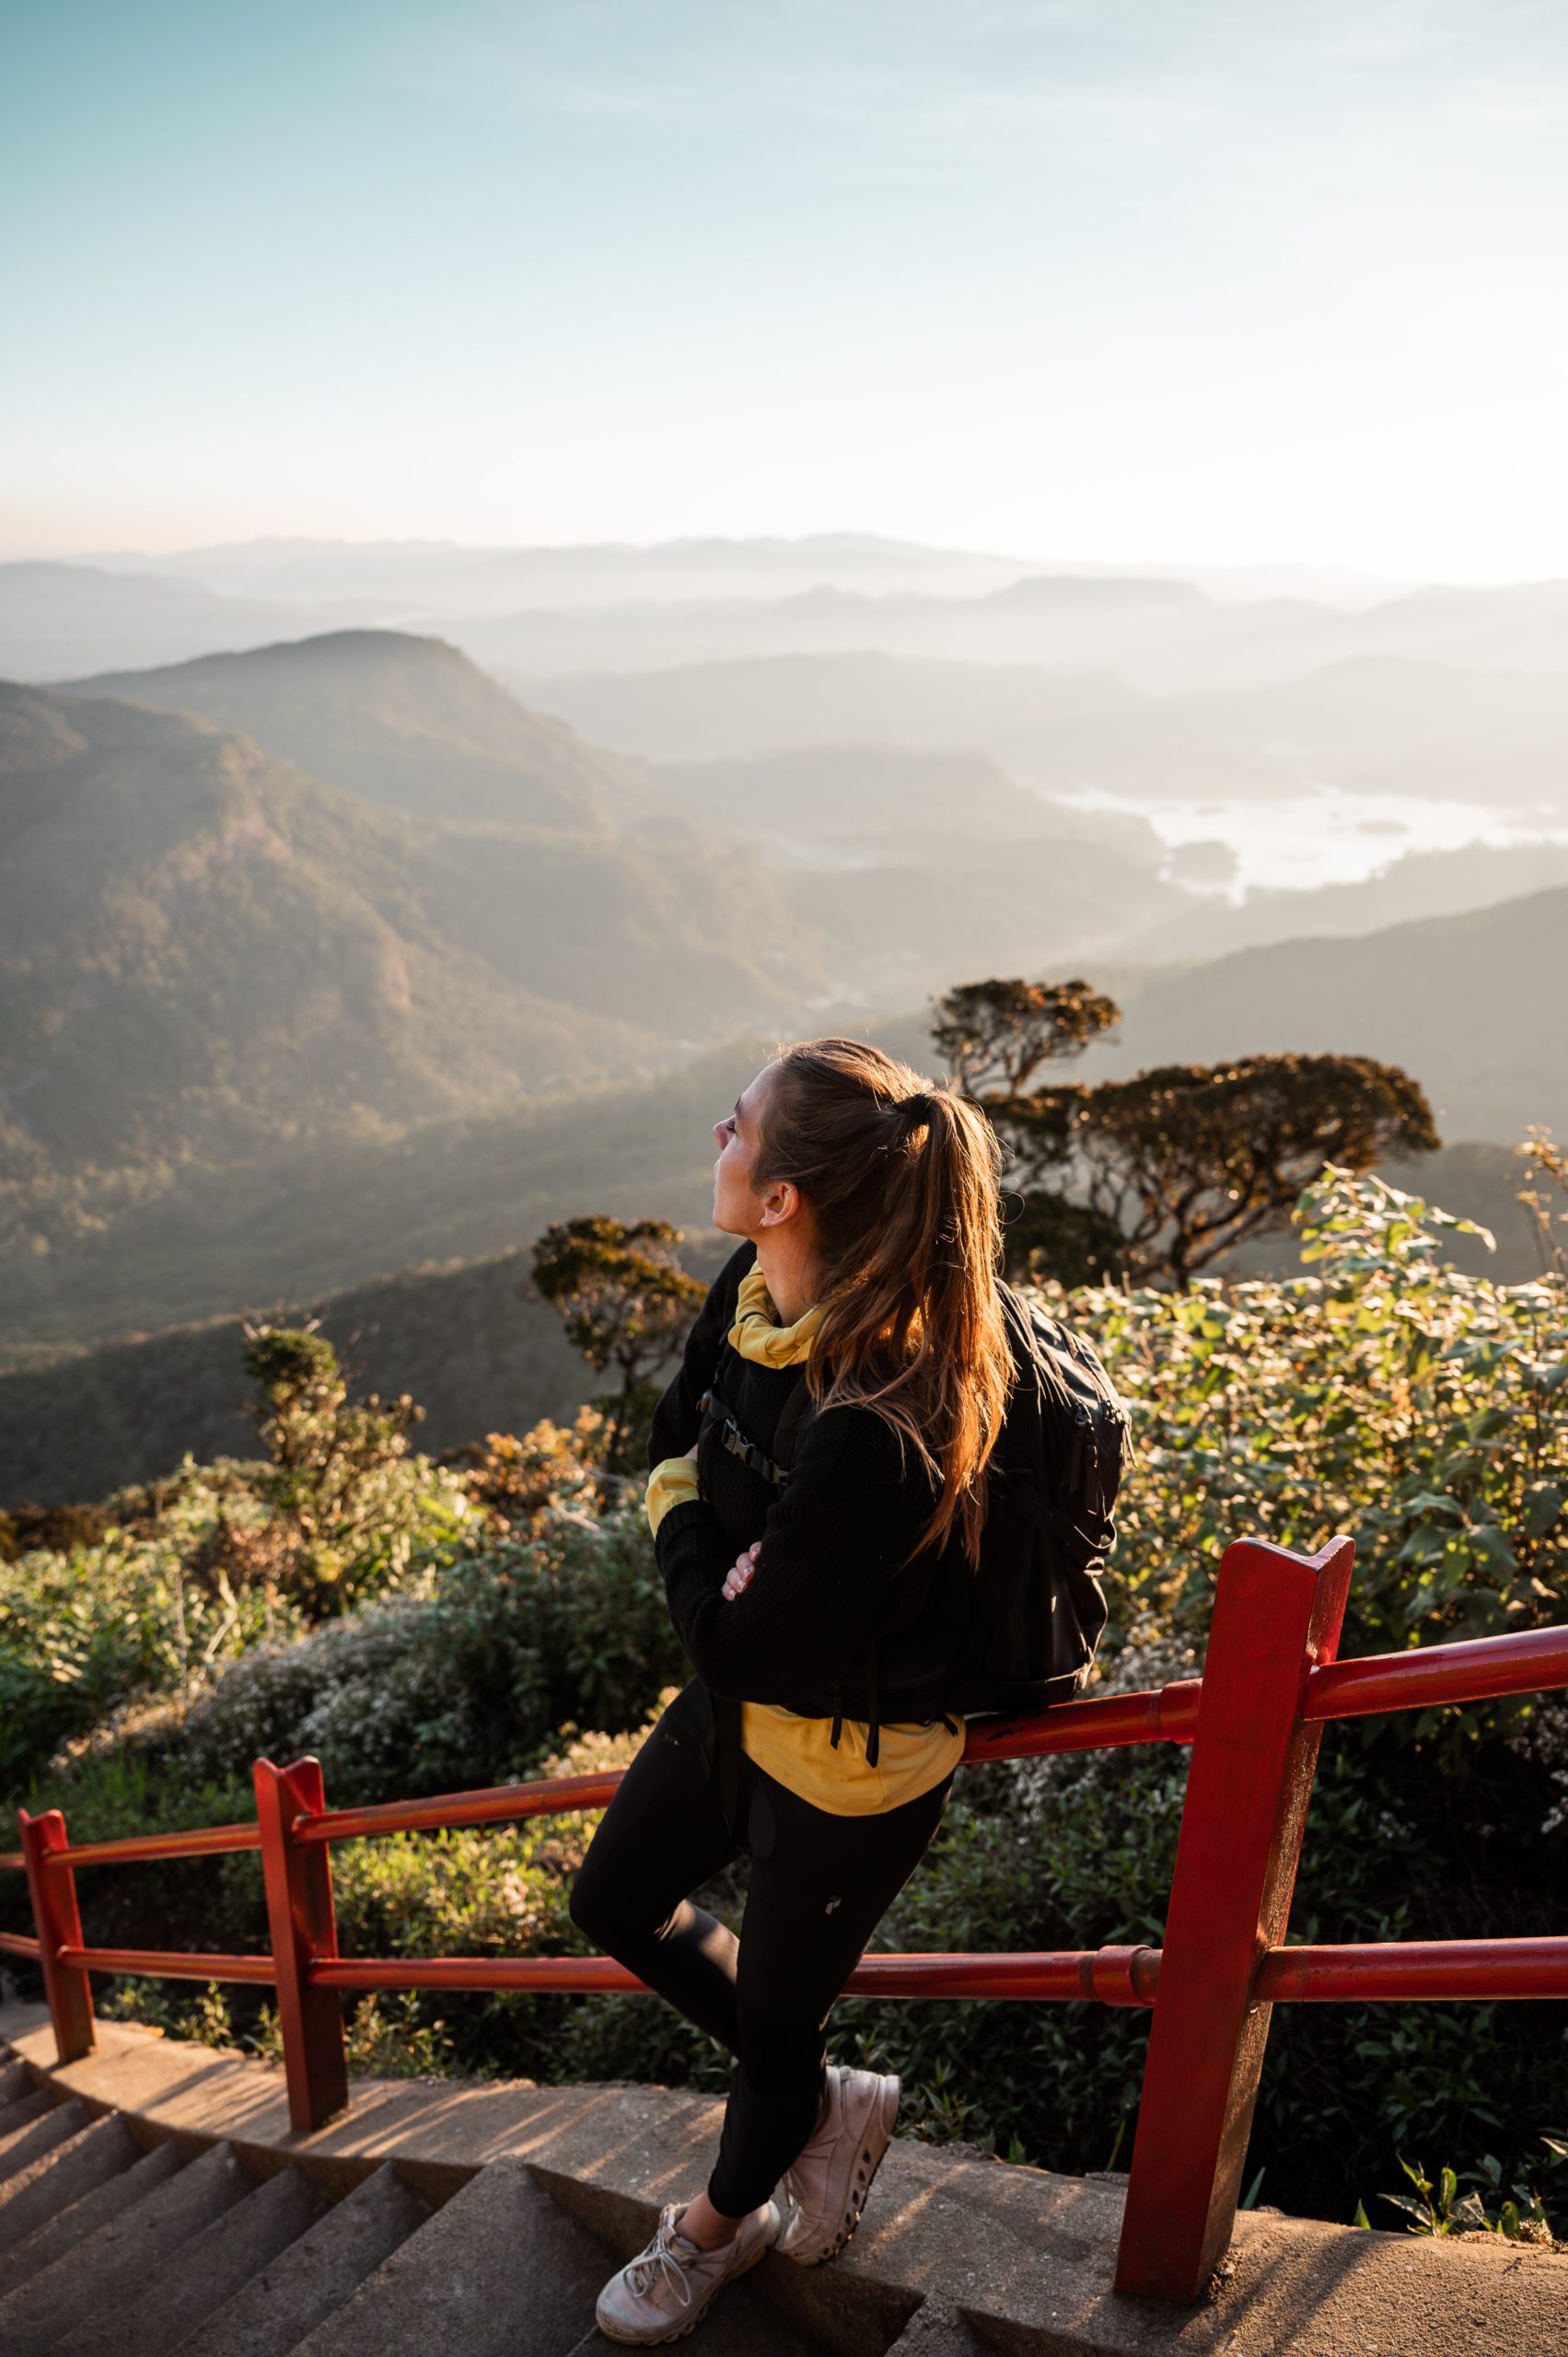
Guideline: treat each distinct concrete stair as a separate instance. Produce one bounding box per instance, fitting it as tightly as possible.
[0,2038,836,2355]
[1,2011,1563,2357]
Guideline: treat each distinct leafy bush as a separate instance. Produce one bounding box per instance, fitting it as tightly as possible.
[1086,1165,1568,1655]
[31,1497,684,1813]
[0,1466,289,1794]
[0,1437,476,1805]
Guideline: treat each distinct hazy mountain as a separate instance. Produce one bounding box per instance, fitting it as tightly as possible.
[645,743,1094,842]
[0,1026,778,1369]
[526,645,1568,821]
[443,575,1568,699]
[1137,838,1568,961]
[1074,885,1568,1144]
[65,631,648,828]
[442,574,1243,683]
[523,651,1155,775]
[53,637,1185,1007]
[0,684,670,1177]
[82,536,1413,615]
[0,561,320,681]
[1149,656,1568,809]
[0,1243,602,1509]
[85,532,1033,612]
[1353,581,1568,677]
[2,667,1200,1361]
[0,680,848,1189]
[775,839,1183,1000]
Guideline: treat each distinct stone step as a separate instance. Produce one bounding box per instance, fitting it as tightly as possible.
[286,2158,622,2357]
[881,2299,989,2357]
[0,2134,175,2299]
[564,2273,841,2357]
[56,2163,331,2357]
[0,2112,137,2261]
[178,2164,434,2357]
[0,2089,57,2164]
[0,2136,250,2357]
[0,2059,34,2107]
[0,2098,80,2185]
[289,2160,837,2357]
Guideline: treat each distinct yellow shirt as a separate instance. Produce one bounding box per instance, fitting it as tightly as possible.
[646,1259,965,1816]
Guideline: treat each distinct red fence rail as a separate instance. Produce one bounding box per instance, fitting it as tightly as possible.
[5,1533,1567,2305]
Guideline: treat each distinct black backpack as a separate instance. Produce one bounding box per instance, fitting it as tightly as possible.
[947,1283,1132,1717]
[696,1280,1132,1724]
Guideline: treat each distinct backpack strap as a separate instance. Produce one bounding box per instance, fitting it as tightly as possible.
[769,1369,818,1476]
[696,1363,818,1488]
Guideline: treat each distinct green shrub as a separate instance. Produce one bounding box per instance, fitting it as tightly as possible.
[44,1498,685,1813]
[1089,1164,1568,1655]
[0,1443,475,1805]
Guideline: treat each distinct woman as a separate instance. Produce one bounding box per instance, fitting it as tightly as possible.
[572,1037,1015,2346]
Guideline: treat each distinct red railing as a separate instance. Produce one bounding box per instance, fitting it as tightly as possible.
[5,1533,1567,2305]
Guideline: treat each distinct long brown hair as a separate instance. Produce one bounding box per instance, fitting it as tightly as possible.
[753,1037,1013,1567]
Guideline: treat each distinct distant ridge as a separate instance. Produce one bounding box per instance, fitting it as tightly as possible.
[985,574,1209,610]
[0,559,316,680]
[65,630,642,828]
[1079,880,1568,1144]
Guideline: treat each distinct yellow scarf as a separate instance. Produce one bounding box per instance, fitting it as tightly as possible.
[727,1262,825,1368]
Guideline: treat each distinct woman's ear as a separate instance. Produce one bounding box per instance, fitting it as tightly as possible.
[758,1178,800,1228]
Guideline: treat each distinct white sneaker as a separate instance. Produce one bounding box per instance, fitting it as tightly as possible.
[595,2198,780,2344]
[776,2064,900,2265]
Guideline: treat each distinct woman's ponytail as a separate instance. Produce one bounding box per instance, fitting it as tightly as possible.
[752,1039,1013,1566]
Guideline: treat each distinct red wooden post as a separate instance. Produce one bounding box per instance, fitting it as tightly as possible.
[1114,1534,1354,2304]
[16,1808,95,2063]
[253,1757,349,2132]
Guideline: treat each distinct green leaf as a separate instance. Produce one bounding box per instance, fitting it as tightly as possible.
[1524,1482,1564,1539]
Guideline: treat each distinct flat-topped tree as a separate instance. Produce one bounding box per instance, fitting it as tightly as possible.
[932,975,1439,1286]
[993,1053,1440,1285]
[930,977,1121,1097]
[530,1215,706,1469]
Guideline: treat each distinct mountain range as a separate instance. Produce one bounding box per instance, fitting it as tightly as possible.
[4,580,1564,1502]
[525,647,1568,818]
[0,633,1207,1364]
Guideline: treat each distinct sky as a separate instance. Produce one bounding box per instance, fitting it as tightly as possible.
[6,0,1568,578]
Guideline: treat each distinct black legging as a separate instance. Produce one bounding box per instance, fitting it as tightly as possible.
[568,1678,954,2218]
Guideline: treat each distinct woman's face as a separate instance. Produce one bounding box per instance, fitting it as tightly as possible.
[712,1062,776,1237]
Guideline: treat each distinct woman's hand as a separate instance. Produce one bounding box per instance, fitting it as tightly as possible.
[722,1541,761,1601]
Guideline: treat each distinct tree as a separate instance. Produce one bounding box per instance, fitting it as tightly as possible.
[930,977,1121,1096]
[991,1053,1440,1285]
[530,1215,706,1469]
[931,977,1440,1287]
[238,1319,427,1611]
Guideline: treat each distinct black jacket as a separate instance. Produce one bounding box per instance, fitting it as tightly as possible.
[649,1242,976,1728]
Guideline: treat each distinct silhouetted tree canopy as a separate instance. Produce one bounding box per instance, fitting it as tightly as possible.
[933,977,1440,1286]
[993,1054,1439,1284]
[529,1215,705,1465]
[930,977,1121,1096]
